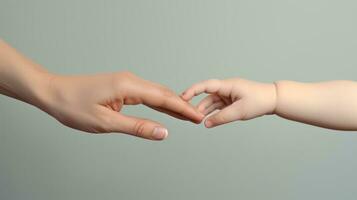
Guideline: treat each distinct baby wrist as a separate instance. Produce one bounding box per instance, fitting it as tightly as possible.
[269,81,280,115]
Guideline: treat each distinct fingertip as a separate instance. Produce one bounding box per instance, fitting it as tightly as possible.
[193,114,204,124]
[181,90,193,101]
[152,127,169,140]
[187,113,203,124]
[183,101,205,123]
[180,95,189,101]
[196,109,206,122]
[205,120,214,128]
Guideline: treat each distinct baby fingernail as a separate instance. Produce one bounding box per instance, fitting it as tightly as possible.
[205,120,213,128]
[152,127,168,140]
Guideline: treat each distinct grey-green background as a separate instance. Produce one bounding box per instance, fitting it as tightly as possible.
[1,0,357,199]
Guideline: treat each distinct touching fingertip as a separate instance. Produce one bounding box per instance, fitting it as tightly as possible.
[194,114,204,124]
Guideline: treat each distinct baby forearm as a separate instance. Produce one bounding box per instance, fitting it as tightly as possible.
[274,80,357,130]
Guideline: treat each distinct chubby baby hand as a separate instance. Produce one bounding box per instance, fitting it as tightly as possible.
[182,78,277,128]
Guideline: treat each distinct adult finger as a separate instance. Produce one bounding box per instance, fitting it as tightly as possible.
[141,88,204,123]
[150,106,188,121]
[107,111,168,140]
[121,76,204,123]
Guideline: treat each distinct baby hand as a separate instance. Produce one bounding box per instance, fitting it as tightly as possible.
[181,78,277,128]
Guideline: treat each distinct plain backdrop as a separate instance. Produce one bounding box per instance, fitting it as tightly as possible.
[1,0,357,199]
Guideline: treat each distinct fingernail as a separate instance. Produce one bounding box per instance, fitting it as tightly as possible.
[205,120,213,128]
[152,127,168,140]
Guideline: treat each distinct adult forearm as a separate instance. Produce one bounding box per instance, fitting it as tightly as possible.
[0,39,52,108]
[274,80,357,130]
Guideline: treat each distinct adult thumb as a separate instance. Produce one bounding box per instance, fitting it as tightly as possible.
[108,112,168,140]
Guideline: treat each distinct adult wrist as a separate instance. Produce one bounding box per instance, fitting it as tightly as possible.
[27,70,59,113]
[270,81,280,115]
[5,61,57,112]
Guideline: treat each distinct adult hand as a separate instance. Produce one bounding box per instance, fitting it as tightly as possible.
[0,39,203,140]
[37,72,204,140]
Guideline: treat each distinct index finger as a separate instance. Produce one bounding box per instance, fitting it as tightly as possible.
[181,79,223,101]
[141,87,204,123]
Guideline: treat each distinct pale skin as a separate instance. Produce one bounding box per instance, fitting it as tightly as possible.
[182,78,357,131]
[2,39,357,140]
[0,39,204,140]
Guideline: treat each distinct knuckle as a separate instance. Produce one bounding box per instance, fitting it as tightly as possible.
[207,79,221,85]
[133,119,147,138]
[111,72,136,94]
